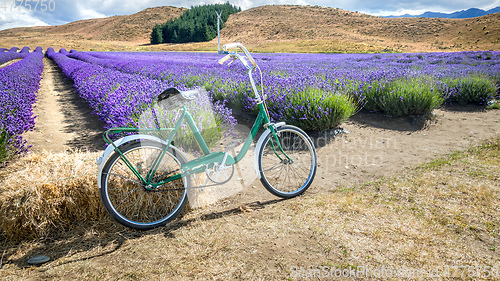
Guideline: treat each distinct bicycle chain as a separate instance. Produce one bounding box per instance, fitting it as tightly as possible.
[149,168,185,192]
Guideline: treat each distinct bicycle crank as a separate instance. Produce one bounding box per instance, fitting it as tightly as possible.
[206,162,234,184]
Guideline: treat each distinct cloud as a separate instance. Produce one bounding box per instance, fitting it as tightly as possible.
[75,3,107,20]
[0,9,49,30]
[1,0,500,31]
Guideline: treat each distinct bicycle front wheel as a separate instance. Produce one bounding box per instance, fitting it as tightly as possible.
[100,141,189,230]
[257,125,317,198]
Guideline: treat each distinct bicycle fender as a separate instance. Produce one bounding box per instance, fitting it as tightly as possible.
[253,122,286,179]
[96,134,186,189]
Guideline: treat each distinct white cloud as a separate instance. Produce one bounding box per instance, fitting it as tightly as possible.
[75,3,106,20]
[367,8,430,17]
[0,9,49,30]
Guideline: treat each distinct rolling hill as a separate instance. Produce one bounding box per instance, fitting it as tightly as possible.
[216,5,500,53]
[0,6,185,51]
[0,5,498,53]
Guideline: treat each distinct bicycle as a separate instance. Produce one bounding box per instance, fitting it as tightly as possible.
[96,43,317,230]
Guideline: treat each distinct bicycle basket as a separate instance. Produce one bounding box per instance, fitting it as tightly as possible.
[156,88,184,110]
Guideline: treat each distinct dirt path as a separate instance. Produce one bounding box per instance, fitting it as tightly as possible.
[315,107,500,188]
[0,58,22,69]
[218,106,500,209]
[24,58,105,153]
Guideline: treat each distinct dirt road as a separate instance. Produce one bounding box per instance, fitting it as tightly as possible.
[24,58,105,153]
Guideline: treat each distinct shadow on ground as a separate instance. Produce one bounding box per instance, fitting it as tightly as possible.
[49,60,106,152]
[0,198,283,270]
[348,109,433,132]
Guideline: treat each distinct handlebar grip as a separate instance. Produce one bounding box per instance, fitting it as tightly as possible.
[218,54,232,65]
[220,42,257,70]
[222,43,241,51]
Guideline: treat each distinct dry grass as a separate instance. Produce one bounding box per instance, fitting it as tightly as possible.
[219,5,500,53]
[0,150,108,241]
[0,137,498,279]
[1,5,499,53]
[0,6,184,43]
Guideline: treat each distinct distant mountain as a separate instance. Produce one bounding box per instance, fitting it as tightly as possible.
[386,7,500,19]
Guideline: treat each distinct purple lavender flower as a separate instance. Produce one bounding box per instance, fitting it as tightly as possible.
[0,50,44,159]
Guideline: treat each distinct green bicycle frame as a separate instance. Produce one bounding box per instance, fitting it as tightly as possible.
[103,48,293,188]
[104,99,291,189]
[103,101,269,186]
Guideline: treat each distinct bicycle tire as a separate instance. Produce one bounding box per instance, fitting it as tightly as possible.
[257,125,317,198]
[100,140,189,230]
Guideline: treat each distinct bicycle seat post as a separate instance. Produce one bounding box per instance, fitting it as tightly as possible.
[220,139,242,167]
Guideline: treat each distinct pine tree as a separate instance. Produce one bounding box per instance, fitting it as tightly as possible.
[150,2,241,44]
[172,29,178,43]
[150,25,163,44]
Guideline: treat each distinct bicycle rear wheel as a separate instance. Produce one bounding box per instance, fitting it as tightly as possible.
[257,125,317,198]
[100,141,189,230]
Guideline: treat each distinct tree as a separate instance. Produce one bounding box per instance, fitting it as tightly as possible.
[172,29,178,43]
[150,25,163,44]
[150,2,241,44]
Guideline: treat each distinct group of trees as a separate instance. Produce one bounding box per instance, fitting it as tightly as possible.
[150,2,241,44]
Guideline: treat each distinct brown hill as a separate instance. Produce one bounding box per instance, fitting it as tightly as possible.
[0,4,498,52]
[215,5,500,53]
[0,6,185,51]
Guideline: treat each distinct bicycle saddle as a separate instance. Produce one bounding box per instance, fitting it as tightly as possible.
[157,87,198,103]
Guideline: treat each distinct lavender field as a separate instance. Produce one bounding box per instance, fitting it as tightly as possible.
[0,47,43,162]
[66,49,499,129]
[0,48,499,162]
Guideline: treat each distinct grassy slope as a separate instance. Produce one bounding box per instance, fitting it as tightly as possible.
[0,6,185,51]
[0,136,498,279]
[215,5,500,53]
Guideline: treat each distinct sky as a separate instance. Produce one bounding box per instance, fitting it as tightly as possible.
[1,0,499,31]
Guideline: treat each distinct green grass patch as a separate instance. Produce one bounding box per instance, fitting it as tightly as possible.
[0,131,10,163]
[363,78,444,117]
[417,150,466,171]
[441,75,497,105]
[285,87,358,131]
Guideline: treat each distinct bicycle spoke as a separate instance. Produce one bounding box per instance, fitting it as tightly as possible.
[101,142,188,229]
[259,127,316,198]
[104,172,143,185]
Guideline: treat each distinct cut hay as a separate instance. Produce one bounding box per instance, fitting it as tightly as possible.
[0,150,108,241]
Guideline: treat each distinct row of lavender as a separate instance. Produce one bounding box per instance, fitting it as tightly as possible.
[0,47,44,162]
[0,47,36,65]
[67,50,499,130]
[67,50,358,130]
[45,48,237,150]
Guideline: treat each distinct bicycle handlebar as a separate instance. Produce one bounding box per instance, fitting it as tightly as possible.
[218,43,264,103]
[221,42,257,69]
[218,54,232,65]
[222,42,241,51]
